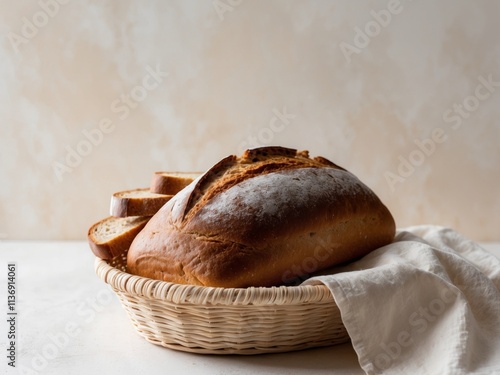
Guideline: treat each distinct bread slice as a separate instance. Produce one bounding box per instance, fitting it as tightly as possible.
[150,172,201,195]
[88,216,150,260]
[110,188,173,217]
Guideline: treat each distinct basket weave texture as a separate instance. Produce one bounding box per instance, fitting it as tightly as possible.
[95,252,350,354]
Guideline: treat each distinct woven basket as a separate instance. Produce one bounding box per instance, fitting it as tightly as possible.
[94,251,349,355]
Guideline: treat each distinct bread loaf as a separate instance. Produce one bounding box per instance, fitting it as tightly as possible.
[127,147,396,288]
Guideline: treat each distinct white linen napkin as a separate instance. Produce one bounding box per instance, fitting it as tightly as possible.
[302,225,500,375]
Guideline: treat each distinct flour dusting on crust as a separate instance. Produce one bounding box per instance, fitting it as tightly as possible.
[193,167,367,230]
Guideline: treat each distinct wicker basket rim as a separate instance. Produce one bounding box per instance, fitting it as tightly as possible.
[94,257,333,306]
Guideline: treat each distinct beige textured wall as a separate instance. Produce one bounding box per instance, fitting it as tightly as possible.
[1,0,499,241]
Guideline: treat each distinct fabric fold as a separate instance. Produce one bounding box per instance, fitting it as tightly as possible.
[303,226,500,375]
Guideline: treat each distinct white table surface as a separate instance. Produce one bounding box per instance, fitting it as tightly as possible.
[1,241,499,375]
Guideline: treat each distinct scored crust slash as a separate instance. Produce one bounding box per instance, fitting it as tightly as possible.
[117,146,396,288]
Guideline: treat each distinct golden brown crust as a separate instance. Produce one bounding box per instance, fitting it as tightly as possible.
[127,147,396,287]
[180,147,338,224]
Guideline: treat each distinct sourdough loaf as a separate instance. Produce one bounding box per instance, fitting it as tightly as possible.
[127,147,396,287]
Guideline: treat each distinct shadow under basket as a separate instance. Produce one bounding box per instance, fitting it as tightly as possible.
[94,251,350,355]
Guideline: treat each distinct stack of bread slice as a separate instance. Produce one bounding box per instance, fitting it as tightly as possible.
[88,172,200,260]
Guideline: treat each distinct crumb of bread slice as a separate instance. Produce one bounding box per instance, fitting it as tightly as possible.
[88,216,150,260]
[150,172,202,195]
[110,188,173,217]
